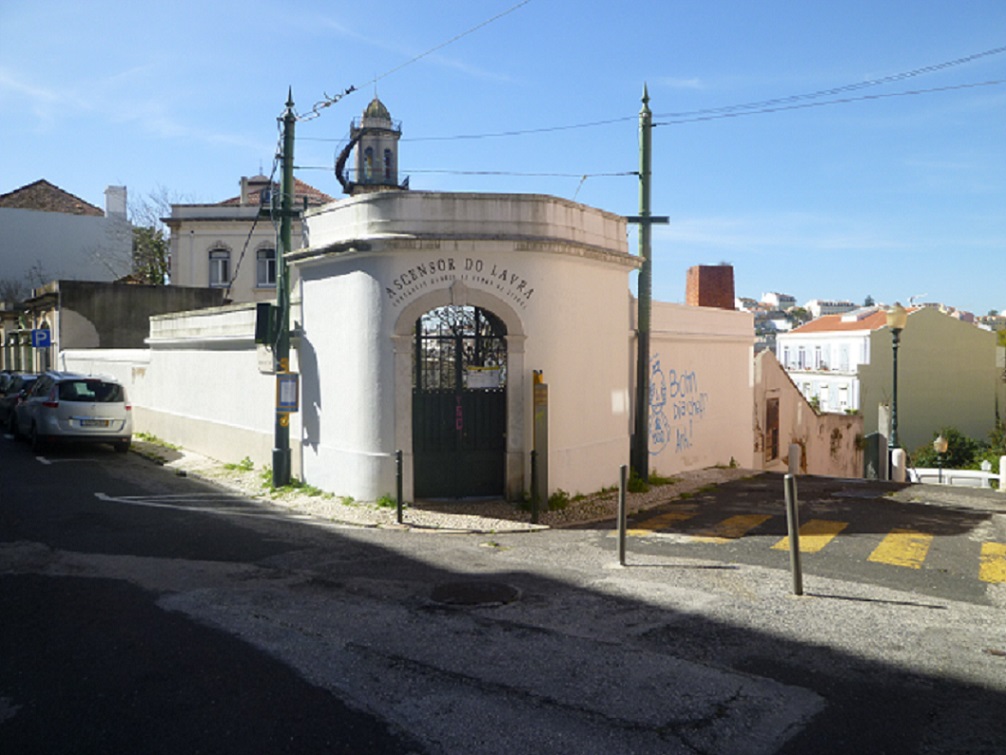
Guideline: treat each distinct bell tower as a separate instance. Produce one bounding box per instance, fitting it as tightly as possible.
[338,96,405,196]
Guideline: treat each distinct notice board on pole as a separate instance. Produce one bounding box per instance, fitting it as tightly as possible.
[533,372,548,504]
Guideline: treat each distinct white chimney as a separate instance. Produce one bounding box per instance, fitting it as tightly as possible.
[105,185,127,218]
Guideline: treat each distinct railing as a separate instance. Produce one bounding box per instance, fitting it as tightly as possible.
[908,465,1002,490]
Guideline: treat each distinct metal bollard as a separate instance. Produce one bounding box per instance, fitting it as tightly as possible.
[784,473,803,595]
[396,449,403,525]
[617,464,628,566]
[788,443,802,476]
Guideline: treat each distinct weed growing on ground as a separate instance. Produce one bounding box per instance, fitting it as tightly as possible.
[224,456,254,472]
[375,494,398,509]
[547,489,570,511]
[257,468,318,495]
[134,432,181,451]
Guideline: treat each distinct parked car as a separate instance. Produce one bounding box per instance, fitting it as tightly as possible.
[0,373,38,430]
[13,371,132,453]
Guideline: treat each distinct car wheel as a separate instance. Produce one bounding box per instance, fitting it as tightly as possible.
[30,424,46,453]
[114,440,131,454]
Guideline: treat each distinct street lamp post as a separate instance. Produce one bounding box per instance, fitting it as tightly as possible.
[933,434,948,484]
[886,303,909,450]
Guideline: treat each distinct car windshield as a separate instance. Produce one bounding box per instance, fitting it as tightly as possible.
[57,380,124,403]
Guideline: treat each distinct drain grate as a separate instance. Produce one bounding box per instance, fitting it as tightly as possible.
[430,581,520,607]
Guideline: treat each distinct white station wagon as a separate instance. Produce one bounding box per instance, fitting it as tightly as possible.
[13,371,133,453]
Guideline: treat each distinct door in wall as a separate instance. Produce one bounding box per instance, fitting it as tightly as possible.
[412,305,507,499]
[765,397,780,463]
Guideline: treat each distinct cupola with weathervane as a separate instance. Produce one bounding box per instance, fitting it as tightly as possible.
[336,96,408,196]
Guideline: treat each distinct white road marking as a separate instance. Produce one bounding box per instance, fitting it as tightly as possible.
[93,492,316,521]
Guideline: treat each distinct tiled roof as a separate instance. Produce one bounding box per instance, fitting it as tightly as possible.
[0,179,103,216]
[219,178,333,207]
[790,308,916,334]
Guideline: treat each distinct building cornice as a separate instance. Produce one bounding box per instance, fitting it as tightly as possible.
[288,234,641,270]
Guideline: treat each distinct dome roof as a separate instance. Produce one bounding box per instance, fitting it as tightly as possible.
[363,97,391,120]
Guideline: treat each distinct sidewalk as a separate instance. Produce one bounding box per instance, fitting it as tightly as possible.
[130,439,755,533]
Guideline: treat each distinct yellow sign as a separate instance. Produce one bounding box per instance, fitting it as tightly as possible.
[278,413,290,427]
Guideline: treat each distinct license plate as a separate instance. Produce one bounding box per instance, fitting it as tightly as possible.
[80,419,109,428]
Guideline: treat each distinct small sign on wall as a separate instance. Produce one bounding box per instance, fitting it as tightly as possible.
[276,373,300,413]
[467,366,501,389]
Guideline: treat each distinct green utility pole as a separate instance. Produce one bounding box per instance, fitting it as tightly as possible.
[628,85,668,482]
[273,89,296,488]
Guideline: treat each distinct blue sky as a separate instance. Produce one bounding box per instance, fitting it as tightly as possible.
[2,1,1005,314]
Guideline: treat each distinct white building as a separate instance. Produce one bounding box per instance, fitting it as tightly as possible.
[69,97,759,502]
[0,180,132,292]
[166,175,332,304]
[776,306,1002,451]
[761,292,796,310]
[804,299,856,319]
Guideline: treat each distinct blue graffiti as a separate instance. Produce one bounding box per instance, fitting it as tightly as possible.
[648,356,709,456]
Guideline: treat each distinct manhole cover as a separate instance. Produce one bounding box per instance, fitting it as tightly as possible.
[430,581,520,607]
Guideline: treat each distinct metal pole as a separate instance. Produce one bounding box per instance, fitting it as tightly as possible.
[632,86,653,483]
[530,450,539,524]
[784,474,803,596]
[617,464,628,566]
[272,89,295,488]
[396,449,404,524]
[890,328,901,450]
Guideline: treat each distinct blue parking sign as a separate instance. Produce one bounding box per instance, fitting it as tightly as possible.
[31,329,51,348]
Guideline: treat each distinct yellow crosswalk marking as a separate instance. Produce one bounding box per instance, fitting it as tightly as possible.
[623,510,697,536]
[868,529,933,569]
[979,542,1006,583]
[693,514,772,543]
[771,519,848,553]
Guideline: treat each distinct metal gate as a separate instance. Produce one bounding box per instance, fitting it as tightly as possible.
[413,305,507,499]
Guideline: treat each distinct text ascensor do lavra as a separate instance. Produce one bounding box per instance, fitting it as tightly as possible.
[385,257,536,307]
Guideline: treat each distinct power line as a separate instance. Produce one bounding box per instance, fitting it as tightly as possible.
[366,0,533,88]
[653,79,1006,126]
[400,169,635,178]
[295,44,1006,142]
[226,125,283,299]
[295,165,634,180]
[295,0,533,124]
[654,44,1006,120]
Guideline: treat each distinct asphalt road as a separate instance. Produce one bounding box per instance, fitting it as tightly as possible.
[3,436,1006,754]
[603,473,1006,606]
[0,438,422,754]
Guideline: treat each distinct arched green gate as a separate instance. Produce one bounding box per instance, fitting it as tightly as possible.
[412,305,507,499]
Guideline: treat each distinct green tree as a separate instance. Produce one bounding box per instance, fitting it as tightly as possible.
[131,226,169,285]
[910,427,983,469]
[864,294,875,307]
[787,307,811,325]
[128,186,187,285]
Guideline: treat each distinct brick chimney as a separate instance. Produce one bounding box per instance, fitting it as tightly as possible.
[686,264,735,310]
